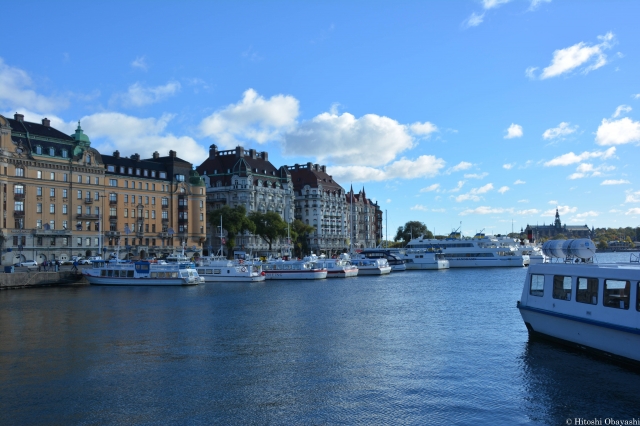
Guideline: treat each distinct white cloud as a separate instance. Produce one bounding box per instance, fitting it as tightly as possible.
[504,123,523,139]
[463,12,485,28]
[409,121,438,137]
[625,208,640,215]
[498,186,510,194]
[420,183,440,193]
[544,147,616,166]
[595,117,640,146]
[201,88,299,148]
[131,56,148,71]
[73,112,207,164]
[568,163,615,180]
[535,32,615,79]
[517,209,539,215]
[411,205,429,211]
[503,163,514,170]
[529,0,551,10]
[514,179,526,185]
[633,94,640,100]
[570,211,599,221]
[525,67,538,80]
[548,200,558,205]
[612,105,632,118]
[625,190,640,203]
[0,57,68,112]
[450,181,466,193]
[114,81,181,107]
[448,161,473,173]
[464,172,488,179]
[542,122,578,140]
[542,205,577,216]
[459,206,508,216]
[601,179,630,185]
[482,0,511,8]
[328,155,445,183]
[455,183,494,202]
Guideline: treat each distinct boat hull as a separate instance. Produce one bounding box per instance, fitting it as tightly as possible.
[264,270,327,280]
[446,257,526,267]
[326,269,358,278]
[356,267,391,275]
[404,260,450,270]
[84,276,195,286]
[519,305,640,366]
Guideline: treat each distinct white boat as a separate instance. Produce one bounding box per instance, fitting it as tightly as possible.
[262,257,327,280]
[83,259,203,286]
[517,239,640,368]
[357,249,407,272]
[399,249,450,270]
[314,253,359,278]
[196,256,266,282]
[405,232,528,268]
[350,258,392,275]
[495,236,548,265]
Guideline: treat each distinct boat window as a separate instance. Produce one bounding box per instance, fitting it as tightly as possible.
[603,279,630,310]
[529,274,544,297]
[151,272,157,278]
[172,272,178,278]
[552,275,572,301]
[107,270,113,277]
[576,277,598,305]
[100,270,106,277]
[637,282,640,312]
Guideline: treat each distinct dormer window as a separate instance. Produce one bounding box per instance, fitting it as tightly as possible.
[61,149,68,158]
[175,174,185,182]
[36,146,42,154]
[49,147,55,156]
[86,154,91,164]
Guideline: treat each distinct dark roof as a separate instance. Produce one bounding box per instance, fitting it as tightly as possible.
[196,146,283,181]
[287,164,343,193]
[8,118,74,141]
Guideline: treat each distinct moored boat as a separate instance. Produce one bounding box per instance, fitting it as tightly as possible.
[399,249,450,270]
[196,256,266,282]
[262,257,327,280]
[83,259,203,286]
[517,239,640,368]
[358,249,406,272]
[350,258,391,275]
[314,253,359,278]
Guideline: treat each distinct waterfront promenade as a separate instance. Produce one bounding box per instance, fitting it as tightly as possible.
[0,267,87,290]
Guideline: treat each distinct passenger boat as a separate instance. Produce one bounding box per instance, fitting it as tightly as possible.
[262,257,327,280]
[350,258,392,275]
[358,249,407,272]
[405,232,528,268]
[83,259,203,286]
[399,249,450,270]
[314,253,359,278]
[196,256,265,282]
[517,239,640,368]
[495,236,548,265]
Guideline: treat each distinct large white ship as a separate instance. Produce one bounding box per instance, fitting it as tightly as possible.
[404,233,528,268]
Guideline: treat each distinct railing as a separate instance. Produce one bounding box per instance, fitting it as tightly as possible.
[76,214,99,220]
[13,211,25,217]
[84,198,93,204]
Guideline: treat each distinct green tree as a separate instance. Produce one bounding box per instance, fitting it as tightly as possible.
[597,239,608,251]
[208,205,256,258]
[553,234,567,240]
[248,211,288,253]
[291,219,315,257]
[394,221,432,245]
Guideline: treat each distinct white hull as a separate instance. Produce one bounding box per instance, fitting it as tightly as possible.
[200,274,265,283]
[326,268,359,278]
[447,257,526,268]
[390,264,406,272]
[519,307,640,363]
[527,255,547,265]
[405,260,450,270]
[264,270,327,280]
[196,261,265,283]
[84,276,195,286]
[356,266,392,275]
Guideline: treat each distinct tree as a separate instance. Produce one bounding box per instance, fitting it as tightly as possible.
[597,239,608,251]
[291,219,315,257]
[248,211,288,253]
[208,205,255,258]
[553,234,567,240]
[394,221,432,245]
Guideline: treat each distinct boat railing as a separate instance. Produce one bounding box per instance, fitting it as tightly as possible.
[630,253,640,263]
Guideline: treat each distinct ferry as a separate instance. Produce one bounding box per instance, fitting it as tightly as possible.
[405,232,528,268]
[262,257,328,280]
[358,249,407,272]
[350,258,392,275]
[399,249,450,270]
[196,256,266,282]
[314,253,359,278]
[83,259,203,286]
[495,236,548,265]
[517,239,640,368]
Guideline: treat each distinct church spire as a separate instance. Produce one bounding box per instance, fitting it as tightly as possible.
[554,207,561,229]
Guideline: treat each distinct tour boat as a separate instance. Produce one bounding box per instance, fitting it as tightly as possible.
[350,258,392,275]
[314,253,359,278]
[357,249,407,272]
[517,239,640,368]
[83,259,203,286]
[495,236,548,265]
[399,249,450,270]
[405,232,528,268]
[196,256,265,282]
[262,257,328,280]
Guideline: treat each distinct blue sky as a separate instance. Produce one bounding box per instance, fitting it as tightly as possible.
[3,0,640,237]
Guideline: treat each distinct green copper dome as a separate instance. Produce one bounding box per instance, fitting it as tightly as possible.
[72,121,91,144]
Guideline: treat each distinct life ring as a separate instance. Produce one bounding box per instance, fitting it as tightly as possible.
[241,266,247,272]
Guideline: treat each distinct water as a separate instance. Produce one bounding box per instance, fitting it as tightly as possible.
[1,253,639,425]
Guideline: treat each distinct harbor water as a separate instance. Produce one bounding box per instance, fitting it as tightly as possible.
[1,253,639,424]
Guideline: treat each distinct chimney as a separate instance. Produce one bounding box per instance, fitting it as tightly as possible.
[294,163,299,170]
[235,146,243,158]
[132,153,140,161]
[169,150,176,158]
[209,144,218,158]
[114,150,120,158]
[314,164,319,171]
[321,165,326,172]
[152,151,160,159]
[42,118,50,127]
[14,113,24,122]
[249,148,256,158]
[261,151,268,161]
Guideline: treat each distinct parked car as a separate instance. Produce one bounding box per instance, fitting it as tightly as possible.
[77,258,93,265]
[14,260,38,267]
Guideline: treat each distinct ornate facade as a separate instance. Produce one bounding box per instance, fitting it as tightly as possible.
[347,187,383,250]
[524,208,592,242]
[0,113,205,265]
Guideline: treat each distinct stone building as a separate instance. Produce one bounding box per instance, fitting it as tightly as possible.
[0,113,206,265]
[287,162,348,255]
[196,145,295,255]
[346,186,383,250]
[524,208,593,242]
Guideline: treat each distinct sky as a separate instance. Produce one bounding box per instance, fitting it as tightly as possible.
[2,0,640,238]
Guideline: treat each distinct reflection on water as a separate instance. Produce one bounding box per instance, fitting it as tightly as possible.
[1,256,639,424]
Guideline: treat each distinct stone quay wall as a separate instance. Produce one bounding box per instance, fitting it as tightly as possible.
[0,270,88,290]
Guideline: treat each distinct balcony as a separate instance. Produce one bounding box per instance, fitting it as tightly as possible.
[13,193,25,200]
[105,231,121,238]
[34,228,72,236]
[178,218,188,224]
[13,210,25,217]
[76,213,99,220]
[84,198,93,204]
[161,204,169,209]
[109,198,117,205]
[109,215,118,220]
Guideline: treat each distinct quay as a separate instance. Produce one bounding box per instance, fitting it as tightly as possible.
[0,268,88,290]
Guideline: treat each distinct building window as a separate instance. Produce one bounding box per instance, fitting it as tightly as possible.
[77,190,82,199]
[86,238,91,246]
[36,219,42,229]
[124,195,128,203]
[49,220,55,230]
[50,188,55,197]
[159,172,167,179]
[151,171,156,178]
[94,192,100,201]
[15,167,24,177]
[152,210,156,219]
[37,203,42,213]
[62,150,68,158]
[63,189,68,198]
[145,196,149,204]
[78,175,82,183]
[144,170,149,177]
[110,207,117,217]
[62,221,68,230]
[109,193,117,203]
[77,206,82,214]
[14,184,25,195]
[62,237,68,246]
[107,165,115,172]
[77,237,82,247]
[128,167,133,174]
[63,173,68,182]
[14,201,24,211]
[604,279,630,309]
[109,179,118,187]
[50,204,55,213]
[145,210,149,219]
[36,186,42,196]
[161,197,168,207]
[152,197,156,205]
[36,146,42,154]
[63,204,68,214]
[162,211,168,219]
[138,182,142,189]
[124,180,128,188]
[86,176,90,184]
[124,209,128,218]
[37,170,42,179]
[95,177,99,185]
[50,172,55,180]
